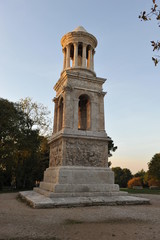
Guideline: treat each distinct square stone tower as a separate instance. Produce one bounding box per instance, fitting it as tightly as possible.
[35,26,120,198]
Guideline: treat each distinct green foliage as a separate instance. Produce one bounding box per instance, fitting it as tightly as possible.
[139,0,160,65]
[148,153,160,181]
[0,98,49,190]
[134,169,148,187]
[112,167,132,188]
[121,188,160,194]
[108,137,117,158]
[18,97,52,136]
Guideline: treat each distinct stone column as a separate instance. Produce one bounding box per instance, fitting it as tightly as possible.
[88,47,93,70]
[82,43,87,68]
[66,44,70,68]
[62,48,66,70]
[98,92,106,131]
[53,97,58,133]
[56,98,60,131]
[92,49,95,71]
[91,100,98,131]
[62,86,72,129]
[73,98,79,130]
[73,42,78,67]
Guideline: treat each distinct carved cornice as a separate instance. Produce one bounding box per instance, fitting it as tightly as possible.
[61,31,97,49]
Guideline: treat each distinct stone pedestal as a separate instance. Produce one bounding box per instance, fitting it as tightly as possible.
[34,166,120,198]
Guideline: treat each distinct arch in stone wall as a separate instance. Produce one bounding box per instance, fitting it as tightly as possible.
[78,94,90,130]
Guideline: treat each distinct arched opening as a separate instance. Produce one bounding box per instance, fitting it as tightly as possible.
[70,44,74,67]
[78,94,90,130]
[78,43,82,66]
[58,97,63,131]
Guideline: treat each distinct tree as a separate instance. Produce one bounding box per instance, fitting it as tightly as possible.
[148,153,160,181]
[112,167,132,188]
[148,178,160,187]
[18,97,52,136]
[108,137,118,157]
[134,169,148,187]
[0,98,30,187]
[128,177,142,189]
[139,0,160,65]
[0,98,49,189]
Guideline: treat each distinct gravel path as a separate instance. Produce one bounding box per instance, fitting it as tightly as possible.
[0,193,160,240]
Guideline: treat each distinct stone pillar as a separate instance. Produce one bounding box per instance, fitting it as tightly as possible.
[53,97,58,133]
[98,92,106,131]
[73,42,78,67]
[63,48,66,70]
[88,47,93,70]
[90,100,98,131]
[66,44,70,68]
[73,98,79,130]
[62,86,72,129]
[82,43,87,68]
[92,49,95,71]
[56,98,60,131]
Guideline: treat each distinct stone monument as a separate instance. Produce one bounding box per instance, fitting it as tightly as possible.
[20,26,149,207]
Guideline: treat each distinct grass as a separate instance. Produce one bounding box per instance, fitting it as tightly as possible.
[121,188,160,194]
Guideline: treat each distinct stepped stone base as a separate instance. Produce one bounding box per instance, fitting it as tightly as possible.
[19,166,150,208]
[36,166,120,195]
[19,191,150,208]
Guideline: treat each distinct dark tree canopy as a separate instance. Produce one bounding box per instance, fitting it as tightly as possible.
[0,98,49,190]
[148,153,160,180]
[112,167,132,188]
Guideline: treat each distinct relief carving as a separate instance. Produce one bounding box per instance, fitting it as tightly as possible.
[49,139,62,167]
[65,138,107,167]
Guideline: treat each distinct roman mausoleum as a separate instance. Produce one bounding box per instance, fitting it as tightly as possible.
[20,26,149,207]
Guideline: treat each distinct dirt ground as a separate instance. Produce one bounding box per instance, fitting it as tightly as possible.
[0,193,160,240]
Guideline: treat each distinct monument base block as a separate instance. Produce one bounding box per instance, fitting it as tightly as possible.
[19,166,150,208]
[36,166,120,196]
[19,191,150,208]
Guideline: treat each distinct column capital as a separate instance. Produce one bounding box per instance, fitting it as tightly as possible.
[83,42,87,47]
[63,85,72,92]
[73,41,78,46]
[97,91,107,97]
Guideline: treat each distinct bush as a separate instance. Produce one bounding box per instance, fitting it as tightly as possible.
[148,178,160,187]
[127,177,142,189]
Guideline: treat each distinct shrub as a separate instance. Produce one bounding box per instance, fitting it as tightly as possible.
[127,177,142,189]
[148,178,160,187]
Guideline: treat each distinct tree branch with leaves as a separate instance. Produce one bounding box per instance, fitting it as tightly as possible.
[139,0,160,65]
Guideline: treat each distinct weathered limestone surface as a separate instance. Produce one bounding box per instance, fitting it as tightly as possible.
[49,137,108,167]
[19,26,150,207]
[19,191,150,208]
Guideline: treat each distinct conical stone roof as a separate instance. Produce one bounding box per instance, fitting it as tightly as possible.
[73,26,87,32]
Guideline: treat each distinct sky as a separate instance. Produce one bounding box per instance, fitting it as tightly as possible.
[0,0,159,174]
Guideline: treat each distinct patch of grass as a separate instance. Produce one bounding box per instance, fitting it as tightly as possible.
[121,188,160,194]
[64,219,83,225]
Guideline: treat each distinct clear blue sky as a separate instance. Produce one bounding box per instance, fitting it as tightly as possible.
[0,0,159,174]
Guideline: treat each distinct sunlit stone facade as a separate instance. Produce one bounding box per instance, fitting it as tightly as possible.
[36,26,119,197]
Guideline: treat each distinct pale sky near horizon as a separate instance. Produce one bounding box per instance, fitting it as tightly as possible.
[0,0,160,174]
